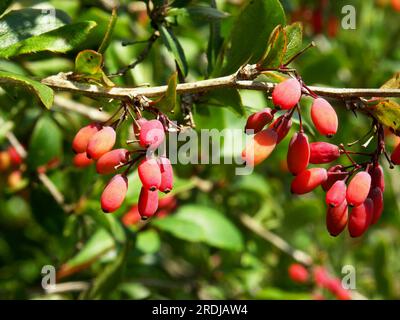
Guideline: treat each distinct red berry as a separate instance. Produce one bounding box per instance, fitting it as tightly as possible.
[272,78,302,110]
[100,174,128,213]
[73,152,94,168]
[346,171,371,207]
[392,0,400,11]
[138,158,162,191]
[133,117,148,138]
[322,165,347,191]
[313,266,329,287]
[326,180,347,207]
[369,187,384,225]
[86,126,116,160]
[309,142,340,164]
[368,164,385,192]
[391,142,400,165]
[139,119,165,149]
[138,187,159,218]
[158,194,177,211]
[72,123,101,153]
[326,199,348,236]
[8,146,23,166]
[96,149,130,175]
[311,9,323,34]
[326,278,351,300]
[242,128,278,166]
[158,157,173,193]
[288,263,309,283]
[327,16,339,38]
[287,132,310,175]
[269,115,292,143]
[348,198,374,238]
[245,108,274,133]
[122,205,141,226]
[311,98,338,137]
[291,168,328,195]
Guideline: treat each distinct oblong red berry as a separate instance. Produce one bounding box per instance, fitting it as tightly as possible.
[138,158,162,191]
[73,152,94,168]
[391,143,400,165]
[138,187,159,218]
[133,117,148,138]
[100,174,128,213]
[291,168,328,195]
[348,198,374,238]
[346,171,371,207]
[242,128,278,166]
[272,78,302,110]
[158,157,173,193]
[309,142,340,164]
[269,115,292,143]
[139,119,165,149]
[322,165,348,191]
[368,164,385,192]
[288,263,309,283]
[158,194,177,211]
[287,132,310,175]
[326,199,348,236]
[122,205,141,226]
[72,123,101,153]
[245,108,274,134]
[96,149,130,175]
[326,180,347,207]
[311,98,338,137]
[369,187,384,225]
[86,126,116,160]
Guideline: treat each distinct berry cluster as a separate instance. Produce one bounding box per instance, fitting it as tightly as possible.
[243,76,391,238]
[0,146,24,189]
[288,263,351,300]
[72,108,174,219]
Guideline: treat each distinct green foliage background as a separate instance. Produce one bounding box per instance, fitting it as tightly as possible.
[1,0,400,300]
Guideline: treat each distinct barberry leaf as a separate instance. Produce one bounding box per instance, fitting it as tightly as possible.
[159,25,188,77]
[0,21,97,59]
[381,72,400,89]
[366,100,400,134]
[259,25,287,68]
[75,49,103,75]
[157,71,178,112]
[222,0,286,75]
[283,22,303,64]
[0,70,54,109]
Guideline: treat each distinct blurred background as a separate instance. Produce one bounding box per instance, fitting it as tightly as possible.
[0,0,400,300]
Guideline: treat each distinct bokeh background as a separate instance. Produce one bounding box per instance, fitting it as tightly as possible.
[1,0,400,299]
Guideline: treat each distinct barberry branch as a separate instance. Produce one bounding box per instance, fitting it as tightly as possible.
[42,70,400,103]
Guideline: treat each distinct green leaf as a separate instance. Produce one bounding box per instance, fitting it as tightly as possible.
[259,25,287,68]
[136,229,161,254]
[61,229,115,272]
[0,21,97,59]
[157,72,177,112]
[75,49,103,75]
[0,70,54,109]
[222,0,286,75]
[381,72,400,89]
[27,116,63,169]
[283,22,303,64]
[157,205,244,251]
[159,25,188,76]
[98,7,118,54]
[207,1,224,76]
[153,216,204,242]
[0,8,70,51]
[367,100,400,134]
[85,238,132,299]
[0,0,12,16]
[168,6,229,21]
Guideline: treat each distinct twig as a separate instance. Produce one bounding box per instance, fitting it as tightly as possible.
[54,95,109,121]
[42,71,400,101]
[112,31,160,76]
[239,214,313,266]
[45,281,89,294]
